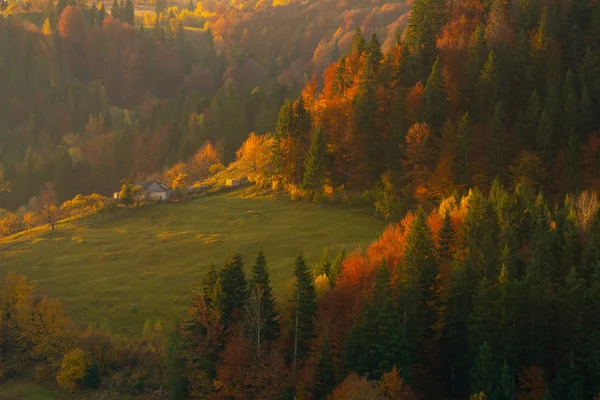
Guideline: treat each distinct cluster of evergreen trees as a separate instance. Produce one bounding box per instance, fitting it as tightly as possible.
[270,0,600,213]
[166,185,600,399]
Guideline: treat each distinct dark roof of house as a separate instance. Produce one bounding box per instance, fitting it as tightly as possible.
[135,181,172,192]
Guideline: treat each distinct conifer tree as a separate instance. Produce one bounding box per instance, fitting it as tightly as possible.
[422,58,446,132]
[455,112,471,188]
[328,249,345,287]
[469,277,497,358]
[302,125,326,190]
[438,211,455,262]
[471,342,498,397]
[110,0,120,20]
[349,27,366,56]
[477,51,498,119]
[403,0,444,79]
[272,100,292,180]
[220,252,248,327]
[293,254,317,362]
[314,331,335,399]
[313,248,331,277]
[248,248,279,343]
[83,360,100,389]
[366,33,383,66]
[491,362,514,400]
[123,0,134,25]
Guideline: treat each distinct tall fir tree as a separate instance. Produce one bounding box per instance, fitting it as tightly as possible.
[220,252,248,328]
[248,247,279,342]
[110,0,121,20]
[422,57,446,132]
[123,0,134,25]
[293,254,317,362]
[314,331,335,399]
[302,125,327,190]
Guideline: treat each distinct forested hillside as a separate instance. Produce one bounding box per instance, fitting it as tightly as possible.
[270,0,600,215]
[0,0,411,210]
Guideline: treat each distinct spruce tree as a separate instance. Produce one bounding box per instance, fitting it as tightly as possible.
[110,0,121,20]
[438,211,455,262]
[470,342,498,397]
[272,101,292,180]
[302,125,326,190]
[349,27,366,56]
[220,252,248,327]
[293,254,317,361]
[202,262,219,304]
[455,112,471,188]
[366,33,383,66]
[248,248,279,342]
[313,248,331,277]
[123,0,134,25]
[491,362,514,400]
[328,249,345,287]
[83,360,101,389]
[314,332,335,399]
[422,57,446,132]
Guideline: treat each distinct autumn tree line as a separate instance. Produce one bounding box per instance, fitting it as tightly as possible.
[267,0,600,215]
[0,5,292,212]
[4,185,600,399]
[0,0,412,214]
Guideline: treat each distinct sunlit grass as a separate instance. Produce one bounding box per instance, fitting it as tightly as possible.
[0,191,383,335]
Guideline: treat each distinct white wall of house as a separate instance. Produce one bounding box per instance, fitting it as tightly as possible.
[148,192,168,201]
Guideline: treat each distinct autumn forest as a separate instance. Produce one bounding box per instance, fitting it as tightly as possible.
[1,0,600,397]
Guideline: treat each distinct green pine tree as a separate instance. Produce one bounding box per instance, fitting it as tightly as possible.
[366,33,383,66]
[422,57,446,132]
[438,211,455,262]
[83,360,100,389]
[123,0,134,25]
[314,332,335,399]
[328,249,346,288]
[293,254,317,360]
[302,125,327,190]
[349,27,366,56]
[470,341,498,397]
[220,252,248,327]
[248,248,279,342]
[110,0,121,20]
[491,362,514,400]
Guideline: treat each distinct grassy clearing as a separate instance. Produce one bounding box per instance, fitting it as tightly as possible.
[0,191,383,335]
[0,380,57,400]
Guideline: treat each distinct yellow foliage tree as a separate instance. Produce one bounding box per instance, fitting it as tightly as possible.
[57,348,89,391]
[235,132,274,185]
[189,141,221,182]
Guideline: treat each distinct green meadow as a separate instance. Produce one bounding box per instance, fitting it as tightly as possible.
[0,191,383,334]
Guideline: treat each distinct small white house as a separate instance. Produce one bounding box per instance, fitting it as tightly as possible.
[226,179,240,187]
[114,181,173,201]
